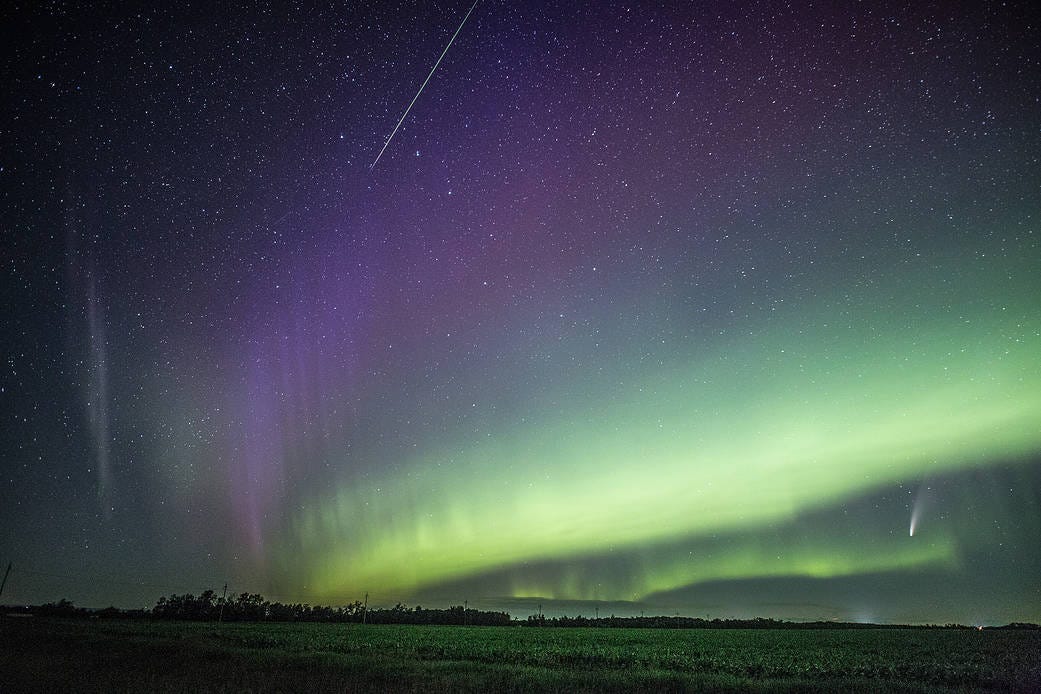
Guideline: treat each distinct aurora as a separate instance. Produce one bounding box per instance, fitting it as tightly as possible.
[274,272,1040,602]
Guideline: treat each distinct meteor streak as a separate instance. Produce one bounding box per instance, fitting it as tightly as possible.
[370,0,480,170]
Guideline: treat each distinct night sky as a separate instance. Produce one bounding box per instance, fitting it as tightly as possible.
[3,1,1040,625]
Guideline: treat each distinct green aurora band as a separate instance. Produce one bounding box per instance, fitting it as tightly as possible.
[273,251,1041,604]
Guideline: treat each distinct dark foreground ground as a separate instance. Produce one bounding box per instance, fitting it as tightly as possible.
[2,617,1039,692]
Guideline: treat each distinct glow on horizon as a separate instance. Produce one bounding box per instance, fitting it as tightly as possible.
[504,534,959,602]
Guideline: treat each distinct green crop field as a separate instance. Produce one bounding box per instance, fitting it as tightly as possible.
[2,618,1039,692]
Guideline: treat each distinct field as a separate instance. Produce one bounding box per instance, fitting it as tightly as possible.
[2,618,1039,692]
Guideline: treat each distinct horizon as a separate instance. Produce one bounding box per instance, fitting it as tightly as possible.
[6,594,1037,629]
[4,565,1038,626]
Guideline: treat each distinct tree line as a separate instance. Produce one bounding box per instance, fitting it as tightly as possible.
[521,614,1005,630]
[5,595,1038,630]
[152,590,511,625]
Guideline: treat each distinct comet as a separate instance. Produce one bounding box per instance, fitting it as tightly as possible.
[370,0,480,170]
[909,483,931,537]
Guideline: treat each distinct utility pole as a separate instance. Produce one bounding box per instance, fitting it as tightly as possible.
[464,600,468,626]
[218,583,228,625]
[0,563,11,598]
[363,592,368,624]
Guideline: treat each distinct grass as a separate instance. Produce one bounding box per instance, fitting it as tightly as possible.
[2,618,1039,692]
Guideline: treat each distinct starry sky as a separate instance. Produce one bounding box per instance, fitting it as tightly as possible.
[2,1,1040,624]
